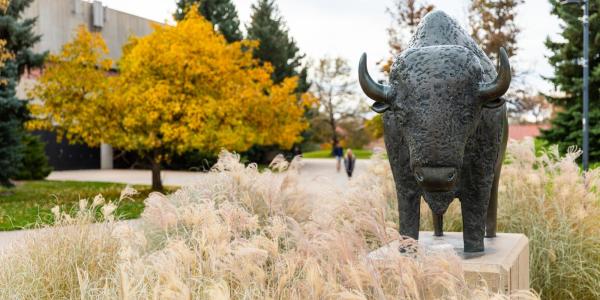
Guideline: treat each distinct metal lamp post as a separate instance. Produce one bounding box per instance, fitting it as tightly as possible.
[561,0,590,171]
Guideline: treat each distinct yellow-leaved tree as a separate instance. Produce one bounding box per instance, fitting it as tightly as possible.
[28,26,114,146]
[29,10,310,190]
[0,0,9,11]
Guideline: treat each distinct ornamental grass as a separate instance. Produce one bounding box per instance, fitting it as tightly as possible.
[0,143,581,299]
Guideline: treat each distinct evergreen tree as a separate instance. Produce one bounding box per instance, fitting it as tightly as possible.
[0,0,44,186]
[246,0,308,92]
[0,89,24,186]
[541,0,600,163]
[174,0,243,43]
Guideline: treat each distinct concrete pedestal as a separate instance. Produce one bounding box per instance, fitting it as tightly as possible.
[369,232,529,294]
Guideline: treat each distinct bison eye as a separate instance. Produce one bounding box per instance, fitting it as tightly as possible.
[460,112,473,125]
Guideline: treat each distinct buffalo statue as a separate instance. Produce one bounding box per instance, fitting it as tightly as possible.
[359,11,511,252]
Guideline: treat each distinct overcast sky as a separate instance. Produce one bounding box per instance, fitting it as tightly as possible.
[99,0,563,94]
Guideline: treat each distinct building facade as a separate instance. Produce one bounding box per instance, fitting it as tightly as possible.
[17,0,160,170]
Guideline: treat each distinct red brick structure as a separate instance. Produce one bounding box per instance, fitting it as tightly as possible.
[508,124,550,140]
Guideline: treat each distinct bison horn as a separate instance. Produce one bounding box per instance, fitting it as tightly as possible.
[478,47,511,103]
[359,53,391,113]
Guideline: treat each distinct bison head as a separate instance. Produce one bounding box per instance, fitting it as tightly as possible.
[359,46,510,213]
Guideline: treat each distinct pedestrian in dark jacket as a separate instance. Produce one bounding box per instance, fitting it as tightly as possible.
[344,149,356,178]
[332,142,344,172]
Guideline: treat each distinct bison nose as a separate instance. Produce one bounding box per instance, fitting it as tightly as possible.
[414,167,458,192]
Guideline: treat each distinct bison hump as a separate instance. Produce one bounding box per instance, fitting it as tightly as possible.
[408,11,496,80]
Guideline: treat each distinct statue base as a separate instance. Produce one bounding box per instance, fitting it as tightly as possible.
[368,232,529,294]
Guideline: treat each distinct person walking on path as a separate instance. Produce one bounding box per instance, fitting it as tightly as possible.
[332,142,344,172]
[344,149,356,179]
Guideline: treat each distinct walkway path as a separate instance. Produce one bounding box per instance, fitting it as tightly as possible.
[46,158,371,189]
[47,169,206,187]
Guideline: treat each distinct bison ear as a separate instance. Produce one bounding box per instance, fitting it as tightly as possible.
[372,102,391,113]
[482,97,506,109]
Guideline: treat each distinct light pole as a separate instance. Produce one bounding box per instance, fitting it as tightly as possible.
[561,0,590,171]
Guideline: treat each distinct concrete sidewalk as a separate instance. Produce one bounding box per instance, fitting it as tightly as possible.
[46,158,371,188]
[47,169,206,187]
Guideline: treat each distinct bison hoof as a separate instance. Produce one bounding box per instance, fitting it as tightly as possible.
[463,244,484,253]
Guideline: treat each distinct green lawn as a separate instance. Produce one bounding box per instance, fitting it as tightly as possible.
[302,149,374,159]
[0,181,175,231]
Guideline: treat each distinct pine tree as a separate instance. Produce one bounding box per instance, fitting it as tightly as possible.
[246,0,308,92]
[0,85,24,186]
[0,0,44,186]
[174,0,243,43]
[541,0,600,163]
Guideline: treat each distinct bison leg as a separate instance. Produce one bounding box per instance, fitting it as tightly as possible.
[460,191,488,252]
[382,113,422,240]
[433,213,444,236]
[485,175,499,238]
[398,189,421,239]
[486,114,507,238]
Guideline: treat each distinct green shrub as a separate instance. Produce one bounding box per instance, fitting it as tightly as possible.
[165,149,217,171]
[14,134,52,180]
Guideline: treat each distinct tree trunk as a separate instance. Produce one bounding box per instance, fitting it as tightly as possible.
[150,156,163,191]
[329,115,338,145]
[327,91,338,146]
[332,131,338,146]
